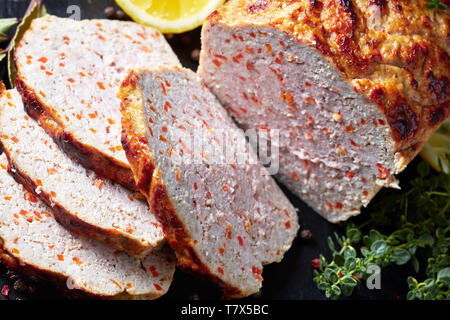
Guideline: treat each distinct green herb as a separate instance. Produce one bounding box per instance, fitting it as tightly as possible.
[7,0,47,87]
[0,18,19,63]
[0,18,18,43]
[313,161,450,300]
[428,0,447,10]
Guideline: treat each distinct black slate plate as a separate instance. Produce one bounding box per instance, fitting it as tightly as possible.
[0,0,415,300]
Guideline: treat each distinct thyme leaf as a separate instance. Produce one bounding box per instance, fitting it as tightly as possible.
[313,161,450,300]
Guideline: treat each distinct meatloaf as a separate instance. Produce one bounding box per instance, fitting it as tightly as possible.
[0,88,165,258]
[0,154,175,299]
[119,66,299,298]
[198,0,450,222]
[14,15,180,190]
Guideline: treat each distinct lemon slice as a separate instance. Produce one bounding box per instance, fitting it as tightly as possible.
[420,118,450,174]
[115,0,225,33]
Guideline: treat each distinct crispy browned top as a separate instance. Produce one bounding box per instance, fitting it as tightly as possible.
[209,0,450,148]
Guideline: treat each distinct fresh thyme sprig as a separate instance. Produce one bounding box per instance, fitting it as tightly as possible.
[313,161,450,300]
[428,0,447,10]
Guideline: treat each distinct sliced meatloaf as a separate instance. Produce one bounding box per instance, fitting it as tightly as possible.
[0,88,165,258]
[0,154,175,299]
[14,15,180,190]
[198,0,450,222]
[119,66,299,298]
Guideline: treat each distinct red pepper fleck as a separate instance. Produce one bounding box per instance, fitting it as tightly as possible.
[251,265,263,282]
[350,139,360,148]
[376,163,389,179]
[346,171,355,179]
[285,221,291,229]
[217,267,224,275]
[297,162,306,171]
[149,265,159,277]
[344,125,355,132]
[154,283,162,291]
[38,57,48,63]
[237,236,244,247]
[225,224,232,240]
[215,54,227,61]
[233,53,244,63]
[326,201,334,209]
[335,202,344,210]
[246,61,256,72]
[97,82,106,90]
[164,101,172,112]
[212,59,222,67]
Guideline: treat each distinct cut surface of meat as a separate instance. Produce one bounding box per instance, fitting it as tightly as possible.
[198,0,450,222]
[0,88,165,258]
[119,66,299,298]
[0,153,175,299]
[15,15,180,190]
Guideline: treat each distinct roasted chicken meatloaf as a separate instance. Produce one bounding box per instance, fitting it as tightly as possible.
[199,0,450,222]
[119,66,299,298]
[14,15,180,190]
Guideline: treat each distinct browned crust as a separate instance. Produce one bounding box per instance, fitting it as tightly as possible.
[150,170,241,299]
[1,147,153,259]
[119,71,156,197]
[205,0,450,164]
[119,72,243,298]
[15,74,137,191]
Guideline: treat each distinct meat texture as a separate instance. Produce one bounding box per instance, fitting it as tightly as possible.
[0,153,175,299]
[119,66,299,298]
[14,15,180,190]
[0,88,165,258]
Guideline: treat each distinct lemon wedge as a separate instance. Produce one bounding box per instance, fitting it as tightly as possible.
[115,0,225,33]
[420,118,450,174]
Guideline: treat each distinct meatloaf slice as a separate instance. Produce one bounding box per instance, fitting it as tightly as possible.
[14,15,180,190]
[198,0,450,222]
[0,88,165,258]
[0,154,175,299]
[119,66,299,298]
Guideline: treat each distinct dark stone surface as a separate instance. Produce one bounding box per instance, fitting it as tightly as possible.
[0,0,410,300]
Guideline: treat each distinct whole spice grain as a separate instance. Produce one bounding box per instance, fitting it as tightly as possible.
[115,10,126,20]
[179,33,191,46]
[300,229,313,240]
[104,6,115,19]
[13,278,27,292]
[190,48,200,62]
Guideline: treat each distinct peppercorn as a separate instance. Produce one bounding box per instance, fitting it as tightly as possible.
[300,229,312,240]
[116,10,126,20]
[104,6,116,19]
[190,48,200,62]
[13,279,27,293]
